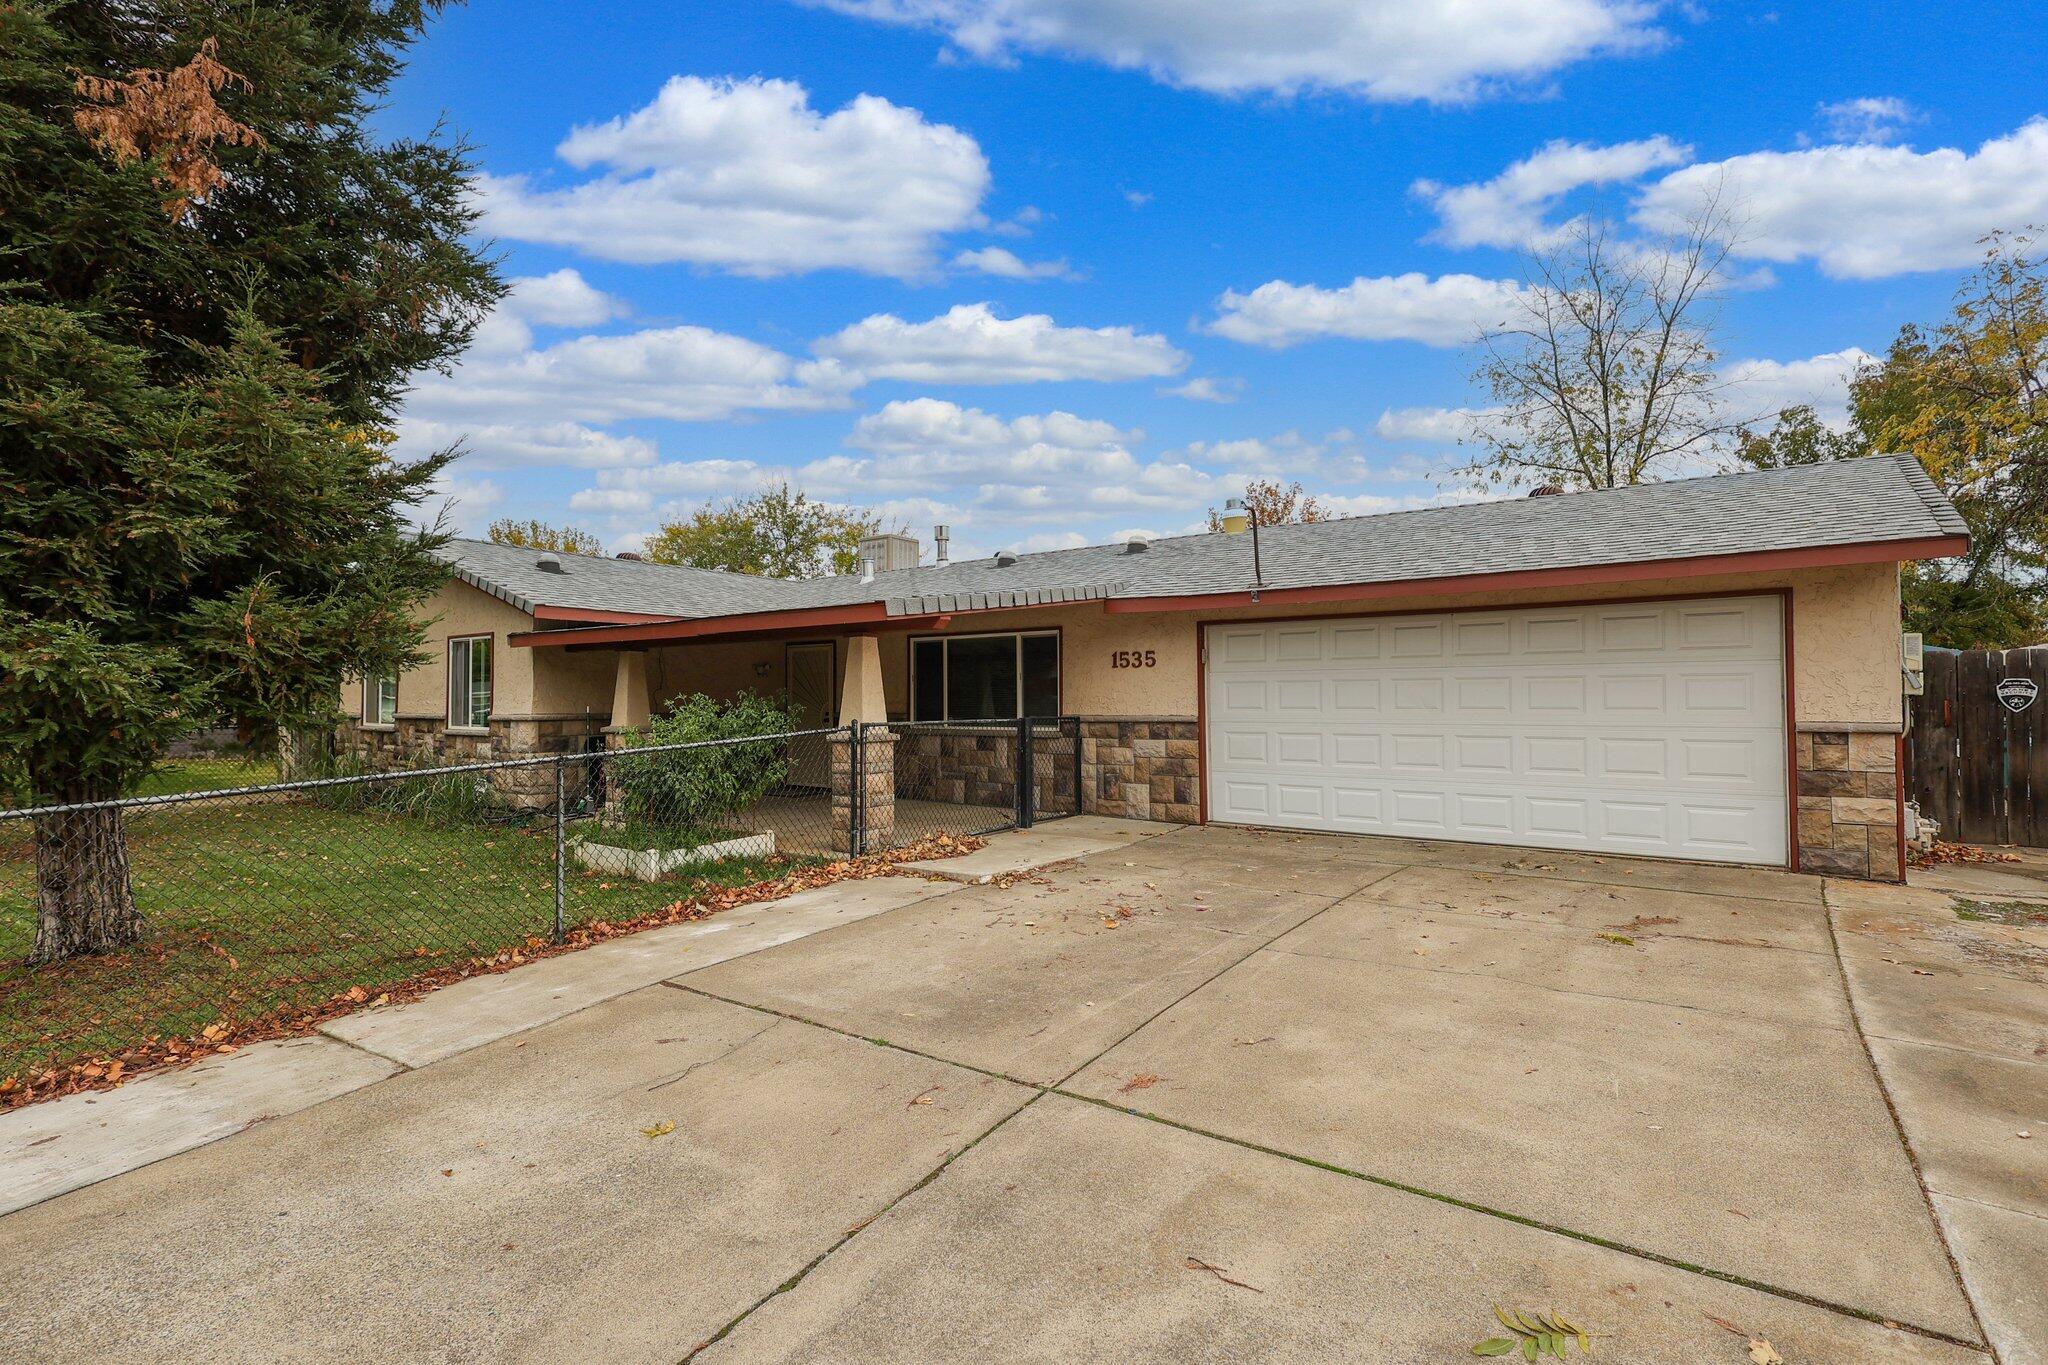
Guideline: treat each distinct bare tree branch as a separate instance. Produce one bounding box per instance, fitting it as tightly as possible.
[1460,199,1746,490]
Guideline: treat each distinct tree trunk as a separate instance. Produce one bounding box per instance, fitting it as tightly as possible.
[29,803,143,964]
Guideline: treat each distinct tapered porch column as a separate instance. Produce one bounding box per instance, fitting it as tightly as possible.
[607,650,651,734]
[831,633,894,854]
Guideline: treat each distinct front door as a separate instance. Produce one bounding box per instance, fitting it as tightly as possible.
[785,641,836,787]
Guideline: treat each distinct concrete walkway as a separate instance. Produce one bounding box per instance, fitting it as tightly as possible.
[0,822,2025,1362]
[0,870,963,1216]
[1832,872,2048,1365]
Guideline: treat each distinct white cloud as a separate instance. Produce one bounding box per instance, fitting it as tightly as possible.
[1207,273,1526,348]
[843,398,1145,487]
[568,486,656,515]
[809,0,1665,103]
[1415,135,1691,249]
[1720,347,1876,426]
[1160,376,1243,403]
[952,245,1079,279]
[1374,405,1493,443]
[478,76,989,277]
[1814,96,1921,146]
[408,322,852,428]
[571,407,1494,556]
[1636,120,2048,278]
[987,205,1044,237]
[398,420,658,471]
[419,473,504,537]
[814,303,1186,383]
[503,269,626,328]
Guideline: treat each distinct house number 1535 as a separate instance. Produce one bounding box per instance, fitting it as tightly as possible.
[1111,650,1156,668]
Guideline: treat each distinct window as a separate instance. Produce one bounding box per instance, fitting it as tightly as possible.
[909,631,1059,721]
[363,675,397,727]
[448,636,491,730]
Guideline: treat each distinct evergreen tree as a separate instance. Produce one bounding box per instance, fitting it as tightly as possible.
[0,3,500,960]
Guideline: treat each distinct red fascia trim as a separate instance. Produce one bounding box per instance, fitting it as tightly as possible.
[531,605,687,625]
[512,600,931,649]
[1101,536,1970,615]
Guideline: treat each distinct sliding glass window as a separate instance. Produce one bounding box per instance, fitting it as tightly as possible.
[909,631,1060,721]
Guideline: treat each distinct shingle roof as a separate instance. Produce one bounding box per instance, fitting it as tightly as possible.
[437,539,809,617]
[444,454,1967,623]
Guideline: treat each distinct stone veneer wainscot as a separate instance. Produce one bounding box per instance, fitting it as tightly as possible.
[1080,718,1200,823]
[1795,728,1903,881]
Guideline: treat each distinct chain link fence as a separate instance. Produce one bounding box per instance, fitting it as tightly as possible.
[2,722,1072,1093]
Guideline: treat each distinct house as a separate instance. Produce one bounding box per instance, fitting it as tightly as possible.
[340,454,1968,882]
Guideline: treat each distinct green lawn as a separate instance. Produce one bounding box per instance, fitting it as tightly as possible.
[0,796,809,1081]
[131,755,283,797]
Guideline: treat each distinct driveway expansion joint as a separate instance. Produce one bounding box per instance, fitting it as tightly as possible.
[1822,885,2000,1361]
[668,957,1986,1353]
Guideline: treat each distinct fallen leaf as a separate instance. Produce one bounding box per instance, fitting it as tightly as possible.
[907,1086,940,1108]
[1748,1340,1783,1365]
[1596,933,1635,946]
[1119,1072,1162,1093]
[640,1120,675,1139]
[1703,1314,1746,1336]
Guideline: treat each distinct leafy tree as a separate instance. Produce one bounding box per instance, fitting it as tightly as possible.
[1728,404,1862,470]
[1719,234,2048,648]
[1876,233,2048,646]
[1206,479,1334,531]
[1465,208,1741,489]
[0,4,499,960]
[646,483,884,578]
[488,518,604,556]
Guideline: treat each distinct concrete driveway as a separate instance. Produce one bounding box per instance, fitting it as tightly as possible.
[2,820,2037,1363]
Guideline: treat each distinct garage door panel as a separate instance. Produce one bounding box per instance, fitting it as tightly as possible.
[1273,731,1323,765]
[1527,735,1589,777]
[1331,624,1381,659]
[1597,609,1665,651]
[1525,675,1587,713]
[1330,733,1381,768]
[1454,619,1513,656]
[1332,678,1381,712]
[1204,597,1788,865]
[1524,615,1587,652]
[1390,622,1445,658]
[1677,604,1759,649]
[1526,798,1589,837]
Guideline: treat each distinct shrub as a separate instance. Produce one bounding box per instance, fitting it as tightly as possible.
[611,693,797,837]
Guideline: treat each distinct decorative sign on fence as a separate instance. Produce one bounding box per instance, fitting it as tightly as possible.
[1997,677,2039,714]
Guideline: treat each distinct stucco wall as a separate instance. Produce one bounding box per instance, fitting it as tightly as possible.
[756,561,1904,730]
[508,559,1906,733]
[338,579,613,726]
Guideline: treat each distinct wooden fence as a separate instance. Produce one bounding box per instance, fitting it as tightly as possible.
[1907,646,2048,847]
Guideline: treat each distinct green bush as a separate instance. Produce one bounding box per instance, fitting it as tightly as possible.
[612,693,797,837]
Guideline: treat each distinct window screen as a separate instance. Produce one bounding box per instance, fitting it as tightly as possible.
[366,676,397,726]
[450,637,490,729]
[910,632,1059,721]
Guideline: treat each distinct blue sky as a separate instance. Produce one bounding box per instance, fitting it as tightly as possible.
[381,1,2048,560]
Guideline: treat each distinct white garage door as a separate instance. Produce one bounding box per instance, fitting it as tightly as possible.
[1203,597,1789,865]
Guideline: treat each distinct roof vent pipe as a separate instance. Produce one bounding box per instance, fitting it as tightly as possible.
[933,524,949,563]
[993,550,1018,567]
[535,552,566,574]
